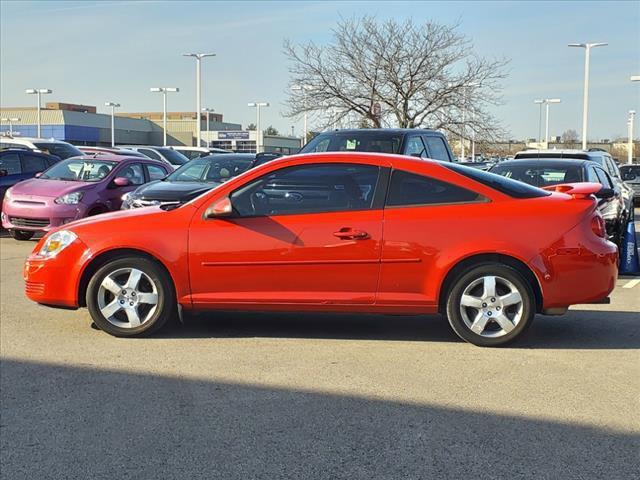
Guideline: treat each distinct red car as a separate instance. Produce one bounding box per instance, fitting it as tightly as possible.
[23,153,617,346]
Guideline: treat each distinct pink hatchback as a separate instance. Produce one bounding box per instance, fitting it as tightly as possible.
[1,154,171,240]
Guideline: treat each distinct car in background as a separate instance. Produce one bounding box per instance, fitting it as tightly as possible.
[121,153,280,209]
[0,136,83,159]
[78,146,150,158]
[299,129,455,162]
[620,165,640,205]
[1,155,171,240]
[489,158,629,248]
[24,153,617,346]
[119,146,190,168]
[172,146,232,160]
[514,149,634,214]
[1,149,62,208]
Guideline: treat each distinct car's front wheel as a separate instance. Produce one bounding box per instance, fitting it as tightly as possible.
[86,256,176,337]
[446,264,535,347]
[9,229,34,241]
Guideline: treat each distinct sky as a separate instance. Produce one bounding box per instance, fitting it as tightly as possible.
[1,0,639,141]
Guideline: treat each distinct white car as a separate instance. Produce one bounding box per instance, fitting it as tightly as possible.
[172,146,232,160]
[0,135,83,159]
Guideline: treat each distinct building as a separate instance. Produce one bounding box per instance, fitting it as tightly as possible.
[205,129,301,154]
[0,102,303,153]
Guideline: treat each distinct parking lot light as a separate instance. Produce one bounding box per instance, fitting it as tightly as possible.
[104,102,120,147]
[248,102,269,153]
[182,53,216,147]
[568,42,607,149]
[628,110,636,165]
[1,117,20,135]
[25,88,52,138]
[202,108,214,146]
[291,84,313,146]
[150,87,179,146]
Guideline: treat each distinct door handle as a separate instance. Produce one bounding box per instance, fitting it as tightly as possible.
[333,228,369,240]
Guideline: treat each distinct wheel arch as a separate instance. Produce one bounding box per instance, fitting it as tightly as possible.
[437,253,543,314]
[77,248,176,307]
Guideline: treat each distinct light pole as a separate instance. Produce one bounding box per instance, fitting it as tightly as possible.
[1,117,20,135]
[202,107,214,147]
[183,53,216,147]
[25,88,52,137]
[568,42,607,149]
[534,100,544,143]
[291,84,313,146]
[628,110,636,165]
[534,98,561,145]
[248,102,269,153]
[150,87,179,146]
[104,102,120,147]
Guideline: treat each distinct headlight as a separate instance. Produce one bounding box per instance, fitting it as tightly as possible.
[38,230,78,258]
[55,191,84,205]
[121,192,132,202]
[4,188,13,202]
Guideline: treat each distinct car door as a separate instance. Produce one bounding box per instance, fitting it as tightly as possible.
[104,162,146,210]
[188,162,386,306]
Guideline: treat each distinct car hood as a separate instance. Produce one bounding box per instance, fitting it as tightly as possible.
[132,180,220,202]
[8,178,95,198]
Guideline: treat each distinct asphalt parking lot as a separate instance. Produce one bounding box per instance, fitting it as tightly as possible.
[1,219,639,480]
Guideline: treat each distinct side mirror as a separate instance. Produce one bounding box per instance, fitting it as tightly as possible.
[0,169,7,177]
[595,187,615,199]
[205,196,233,218]
[113,177,130,187]
[34,172,42,178]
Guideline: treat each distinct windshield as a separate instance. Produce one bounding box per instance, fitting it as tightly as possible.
[166,155,254,182]
[33,142,83,160]
[300,132,402,154]
[443,163,551,198]
[620,165,640,177]
[490,163,584,188]
[157,148,189,165]
[40,159,117,182]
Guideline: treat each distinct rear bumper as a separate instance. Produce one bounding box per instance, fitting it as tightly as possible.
[1,196,89,232]
[533,238,618,309]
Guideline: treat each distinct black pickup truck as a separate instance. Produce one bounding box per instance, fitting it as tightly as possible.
[299,128,456,162]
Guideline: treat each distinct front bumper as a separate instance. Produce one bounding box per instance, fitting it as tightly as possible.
[23,238,90,307]
[2,196,89,232]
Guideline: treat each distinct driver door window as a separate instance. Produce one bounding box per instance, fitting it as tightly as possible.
[230,163,380,217]
[404,136,427,159]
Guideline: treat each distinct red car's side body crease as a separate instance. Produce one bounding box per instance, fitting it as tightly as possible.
[23,153,617,319]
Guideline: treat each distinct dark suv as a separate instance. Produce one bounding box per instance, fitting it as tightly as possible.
[299,129,455,162]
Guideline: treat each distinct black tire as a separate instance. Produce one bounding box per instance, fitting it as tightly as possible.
[86,256,176,337]
[9,229,34,241]
[445,264,536,347]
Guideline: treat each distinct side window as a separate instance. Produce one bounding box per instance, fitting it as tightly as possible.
[387,169,482,207]
[119,163,145,185]
[308,138,330,152]
[586,166,600,183]
[146,164,167,181]
[0,153,22,175]
[404,136,427,158]
[21,154,47,173]
[424,136,452,161]
[594,168,613,189]
[606,157,620,179]
[230,163,380,217]
[139,149,162,161]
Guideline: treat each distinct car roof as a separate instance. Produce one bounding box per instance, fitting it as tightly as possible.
[0,136,72,144]
[493,158,595,168]
[315,128,443,136]
[68,154,167,163]
[514,149,610,159]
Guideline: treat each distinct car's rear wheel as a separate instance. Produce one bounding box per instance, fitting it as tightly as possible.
[86,256,176,337]
[446,264,535,347]
[9,229,34,241]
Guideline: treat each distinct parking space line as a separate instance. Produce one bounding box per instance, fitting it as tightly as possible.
[622,279,640,289]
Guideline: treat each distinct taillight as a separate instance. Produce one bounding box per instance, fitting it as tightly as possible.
[591,215,606,238]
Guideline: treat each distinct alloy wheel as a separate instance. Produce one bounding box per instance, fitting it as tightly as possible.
[459,275,524,338]
[97,267,159,329]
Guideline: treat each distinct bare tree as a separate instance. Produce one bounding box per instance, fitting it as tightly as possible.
[284,16,509,140]
[561,129,579,147]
